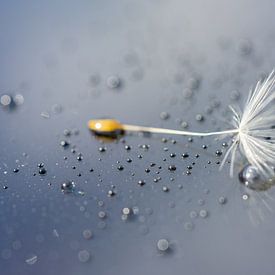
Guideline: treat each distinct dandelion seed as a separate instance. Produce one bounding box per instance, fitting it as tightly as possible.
[88,70,275,178]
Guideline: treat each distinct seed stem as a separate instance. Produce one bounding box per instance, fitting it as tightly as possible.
[123,124,239,137]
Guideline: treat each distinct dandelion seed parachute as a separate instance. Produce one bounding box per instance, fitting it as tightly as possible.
[88,70,275,178]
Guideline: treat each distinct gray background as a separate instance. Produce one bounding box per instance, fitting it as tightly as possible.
[1,0,275,274]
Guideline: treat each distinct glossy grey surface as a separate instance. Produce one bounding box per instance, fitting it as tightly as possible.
[1,1,275,274]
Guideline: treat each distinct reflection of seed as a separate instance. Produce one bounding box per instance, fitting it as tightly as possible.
[25,255,38,265]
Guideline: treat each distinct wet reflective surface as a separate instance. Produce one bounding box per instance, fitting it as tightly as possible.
[1,1,275,275]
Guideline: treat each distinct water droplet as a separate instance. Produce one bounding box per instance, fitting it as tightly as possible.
[13,168,19,173]
[218,196,227,205]
[106,75,120,89]
[242,194,249,200]
[13,94,24,105]
[78,250,90,263]
[38,167,47,175]
[122,207,131,215]
[195,114,204,122]
[98,211,106,219]
[117,165,124,171]
[157,239,169,252]
[82,229,93,240]
[138,180,145,186]
[238,165,267,190]
[199,209,208,218]
[61,181,75,193]
[168,165,176,171]
[60,140,70,147]
[0,95,12,106]
[160,112,170,120]
[184,222,194,231]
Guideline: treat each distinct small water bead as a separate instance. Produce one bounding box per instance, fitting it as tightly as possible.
[39,167,47,175]
[98,211,106,219]
[107,190,116,197]
[199,209,208,218]
[222,142,228,147]
[63,129,71,136]
[138,180,145,186]
[170,153,176,158]
[190,210,198,219]
[122,207,131,215]
[162,186,169,192]
[183,88,194,99]
[180,121,188,129]
[13,168,19,173]
[61,181,75,193]
[141,144,150,150]
[160,112,170,120]
[182,153,189,158]
[77,154,83,161]
[98,147,106,152]
[13,94,24,106]
[0,94,12,106]
[184,222,194,231]
[82,229,93,240]
[198,199,205,206]
[106,75,120,89]
[60,140,70,147]
[171,139,176,144]
[145,168,150,173]
[215,150,222,156]
[168,165,176,171]
[218,196,227,205]
[242,194,249,200]
[195,114,204,122]
[124,145,131,151]
[157,239,169,252]
[78,250,90,263]
[37,163,44,168]
[117,165,124,171]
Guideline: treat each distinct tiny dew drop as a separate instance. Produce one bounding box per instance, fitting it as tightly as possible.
[61,181,76,193]
[157,239,169,252]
